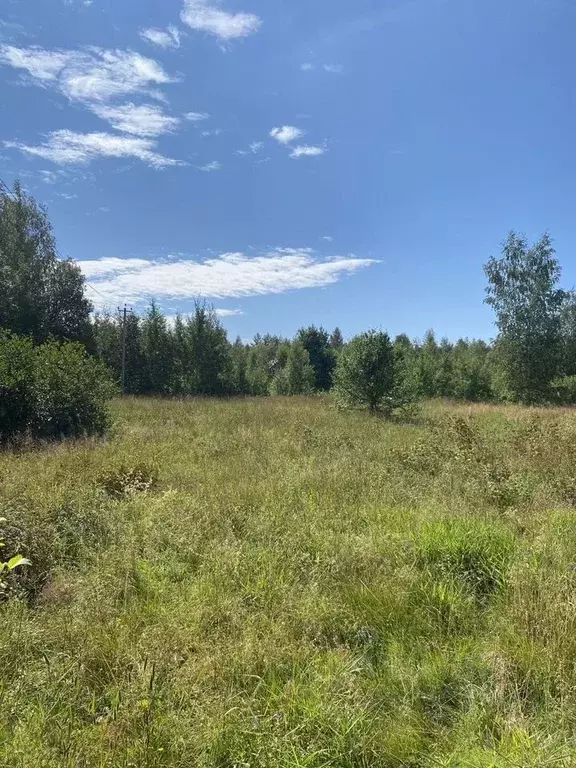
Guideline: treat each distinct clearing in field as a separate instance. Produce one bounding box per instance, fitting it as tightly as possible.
[2,397,576,766]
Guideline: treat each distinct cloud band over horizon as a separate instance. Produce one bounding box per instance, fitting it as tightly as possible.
[79,249,378,309]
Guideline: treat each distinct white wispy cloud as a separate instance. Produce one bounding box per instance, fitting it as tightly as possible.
[201,128,222,137]
[91,103,180,137]
[40,169,64,184]
[321,235,334,242]
[0,45,184,166]
[290,144,325,159]
[301,62,344,74]
[198,160,221,171]
[81,257,151,279]
[0,44,174,104]
[236,140,263,156]
[270,125,305,145]
[139,26,181,49]
[5,130,179,168]
[77,249,377,307]
[215,308,243,317]
[181,0,261,40]
[184,111,209,121]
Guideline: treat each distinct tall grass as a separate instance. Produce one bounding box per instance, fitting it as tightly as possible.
[2,396,576,765]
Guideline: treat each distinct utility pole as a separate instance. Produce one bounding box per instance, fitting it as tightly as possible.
[120,304,127,395]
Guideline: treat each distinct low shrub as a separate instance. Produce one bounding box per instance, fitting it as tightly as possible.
[0,331,116,443]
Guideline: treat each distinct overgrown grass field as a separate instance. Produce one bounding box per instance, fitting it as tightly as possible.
[3,397,576,766]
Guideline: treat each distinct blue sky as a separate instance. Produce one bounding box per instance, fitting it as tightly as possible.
[2,0,576,342]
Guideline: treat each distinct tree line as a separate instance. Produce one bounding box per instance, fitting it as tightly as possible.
[93,303,497,403]
[3,180,576,439]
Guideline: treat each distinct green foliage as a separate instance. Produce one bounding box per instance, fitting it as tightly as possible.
[0,517,31,595]
[484,232,566,403]
[333,329,398,413]
[296,326,336,390]
[0,330,116,442]
[140,301,173,394]
[560,291,576,378]
[551,375,576,405]
[94,309,145,394]
[0,181,93,348]
[182,303,232,395]
[329,326,344,351]
[271,341,315,395]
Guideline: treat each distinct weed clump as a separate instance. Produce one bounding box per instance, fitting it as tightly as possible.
[98,462,159,499]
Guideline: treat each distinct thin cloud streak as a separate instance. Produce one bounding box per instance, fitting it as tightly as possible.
[198,160,221,171]
[139,26,181,49]
[290,144,325,159]
[5,130,180,168]
[78,249,378,308]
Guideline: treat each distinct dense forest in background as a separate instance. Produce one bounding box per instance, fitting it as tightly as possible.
[3,179,576,434]
[93,303,496,401]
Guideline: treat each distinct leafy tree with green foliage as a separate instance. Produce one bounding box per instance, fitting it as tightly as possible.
[140,301,173,394]
[451,339,493,401]
[333,330,397,413]
[245,346,272,395]
[0,181,93,348]
[271,341,315,395]
[245,334,286,395]
[329,327,344,351]
[184,303,232,395]
[484,232,566,403]
[94,310,145,394]
[229,337,250,395]
[560,292,576,377]
[297,326,336,391]
[414,330,441,397]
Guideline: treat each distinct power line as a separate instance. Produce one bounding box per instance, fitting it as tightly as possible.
[85,282,110,302]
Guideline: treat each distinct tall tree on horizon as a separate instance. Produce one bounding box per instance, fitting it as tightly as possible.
[484,231,566,403]
[141,301,173,394]
[0,181,93,348]
[297,326,336,390]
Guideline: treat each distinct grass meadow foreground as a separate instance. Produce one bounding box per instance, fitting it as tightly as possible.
[4,397,576,766]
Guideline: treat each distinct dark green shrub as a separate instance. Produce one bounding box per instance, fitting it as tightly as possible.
[0,331,116,443]
[0,332,35,438]
[31,339,116,439]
